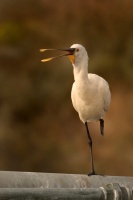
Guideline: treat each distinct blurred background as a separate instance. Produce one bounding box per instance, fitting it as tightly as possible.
[0,0,133,176]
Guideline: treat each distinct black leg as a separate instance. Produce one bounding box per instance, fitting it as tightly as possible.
[85,122,96,175]
[99,119,104,136]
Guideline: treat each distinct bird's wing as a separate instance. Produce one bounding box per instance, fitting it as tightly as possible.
[88,74,111,112]
[102,80,111,112]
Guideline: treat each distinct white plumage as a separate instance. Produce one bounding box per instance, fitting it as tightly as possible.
[40,43,111,175]
[70,44,111,124]
[67,44,111,175]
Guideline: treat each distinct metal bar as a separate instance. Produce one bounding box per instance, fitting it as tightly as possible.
[0,188,104,200]
[0,171,132,189]
[0,187,132,200]
[0,172,132,199]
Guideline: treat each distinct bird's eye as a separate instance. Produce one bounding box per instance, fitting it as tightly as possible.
[76,49,79,52]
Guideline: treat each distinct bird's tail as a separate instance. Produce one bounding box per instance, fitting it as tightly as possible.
[99,119,104,136]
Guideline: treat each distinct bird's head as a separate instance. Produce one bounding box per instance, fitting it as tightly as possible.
[40,44,88,67]
[67,44,89,67]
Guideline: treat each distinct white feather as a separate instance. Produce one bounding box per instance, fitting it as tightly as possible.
[70,44,111,123]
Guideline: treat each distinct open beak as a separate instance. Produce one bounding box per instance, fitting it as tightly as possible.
[40,48,75,63]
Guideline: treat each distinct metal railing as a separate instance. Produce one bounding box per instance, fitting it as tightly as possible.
[0,171,132,199]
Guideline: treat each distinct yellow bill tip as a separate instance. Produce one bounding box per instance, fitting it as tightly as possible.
[40,49,48,52]
[40,48,56,52]
[41,57,54,62]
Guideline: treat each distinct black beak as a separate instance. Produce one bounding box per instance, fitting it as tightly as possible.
[57,48,75,55]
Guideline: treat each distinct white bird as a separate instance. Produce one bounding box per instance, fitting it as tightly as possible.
[40,44,111,175]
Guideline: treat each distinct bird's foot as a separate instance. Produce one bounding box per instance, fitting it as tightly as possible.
[88,171,97,176]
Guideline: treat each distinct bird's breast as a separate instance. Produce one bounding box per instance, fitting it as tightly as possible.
[71,82,104,123]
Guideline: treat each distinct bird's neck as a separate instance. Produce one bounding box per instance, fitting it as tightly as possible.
[73,62,88,83]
